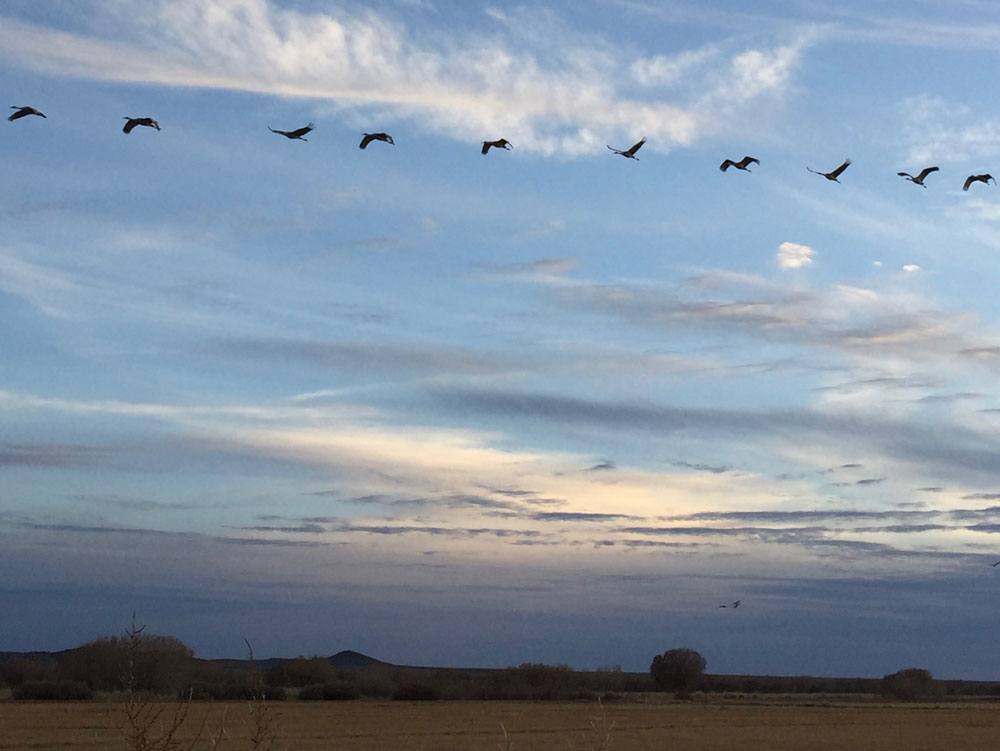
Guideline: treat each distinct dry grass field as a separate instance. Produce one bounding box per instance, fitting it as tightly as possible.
[2,699,999,751]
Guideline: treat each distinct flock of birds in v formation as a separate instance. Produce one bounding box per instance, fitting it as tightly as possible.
[10,105,997,190]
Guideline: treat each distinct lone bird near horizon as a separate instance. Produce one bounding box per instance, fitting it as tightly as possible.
[269,122,314,141]
[608,137,646,160]
[808,158,851,182]
[482,138,513,154]
[898,166,938,187]
[9,106,45,121]
[359,132,394,149]
[992,560,1000,567]
[122,117,160,134]
[719,600,741,609]
[720,156,759,172]
[963,173,995,191]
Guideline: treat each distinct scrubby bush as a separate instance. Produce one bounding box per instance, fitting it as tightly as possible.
[477,663,577,700]
[57,632,194,693]
[392,681,440,701]
[12,679,93,700]
[187,674,285,701]
[297,681,360,701]
[650,648,706,697]
[265,656,336,687]
[355,666,395,699]
[0,657,49,688]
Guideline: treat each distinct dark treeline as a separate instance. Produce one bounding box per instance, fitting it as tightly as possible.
[3,634,1000,702]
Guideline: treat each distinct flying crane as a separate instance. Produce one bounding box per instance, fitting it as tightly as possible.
[807,158,851,182]
[963,173,995,191]
[9,106,45,121]
[720,156,759,172]
[359,132,394,149]
[897,166,938,187]
[482,138,513,154]
[607,137,646,160]
[122,117,160,134]
[269,122,314,141]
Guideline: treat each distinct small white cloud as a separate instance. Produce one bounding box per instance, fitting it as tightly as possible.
[903,264,921,272]
[777,241,814,269]
[872,261,883,267]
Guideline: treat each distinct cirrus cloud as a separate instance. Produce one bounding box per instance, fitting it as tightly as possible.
[0,0,812,156]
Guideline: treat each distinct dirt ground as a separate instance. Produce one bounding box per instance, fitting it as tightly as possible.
[2,699,999,750]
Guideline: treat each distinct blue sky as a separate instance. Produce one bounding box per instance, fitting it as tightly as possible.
[4,0,1000,679]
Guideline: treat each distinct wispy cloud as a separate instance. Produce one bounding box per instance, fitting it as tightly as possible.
[536,267,993,370]
[900,95,1000,164]
[482,257,579,281]
[0,1,812,155]
[615,1,1000,52]
[0,250,82,319]
[0,442,118,468]
[205,337,533,377]
[429,384,1000,484]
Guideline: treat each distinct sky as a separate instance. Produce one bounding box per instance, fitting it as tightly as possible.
[4,0,1000,680]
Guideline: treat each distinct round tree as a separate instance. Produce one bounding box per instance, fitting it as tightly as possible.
[650,648,706,697]
[881,667,935,701]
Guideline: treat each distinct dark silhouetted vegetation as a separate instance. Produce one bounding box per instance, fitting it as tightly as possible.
[5,626,1000,704]
[392,681,441,701]
[264,656,336,688]
[57,630,194,693]
[650,648,707,697]
[298,681,361,700]
[0,656,48,687]
[11,679,93,700]
[882,667,940,701]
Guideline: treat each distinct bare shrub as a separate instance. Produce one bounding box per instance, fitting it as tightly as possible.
[114,616,226,751]
[574,699,617,751]
[244,639,277,751]
[496,722,514,751]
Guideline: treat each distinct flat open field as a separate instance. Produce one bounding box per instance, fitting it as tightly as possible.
[2,700,999,750]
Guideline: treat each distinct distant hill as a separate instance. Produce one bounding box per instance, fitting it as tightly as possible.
[2,648,386,670]
[329,650,386,669]
[205,649,388,672]
[0,649,72,665]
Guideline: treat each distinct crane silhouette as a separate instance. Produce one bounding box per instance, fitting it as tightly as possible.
[482,138,513,154]
[719,600,741,609]
[963,173,995,191]
[122,117,160,134]
[807,158,851,182]
[897,166,938,187]
[359,132,394,149]
[720,156,759,172]
[608,137,646,160]
[269,122,314,141]
[9,106,45,121]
